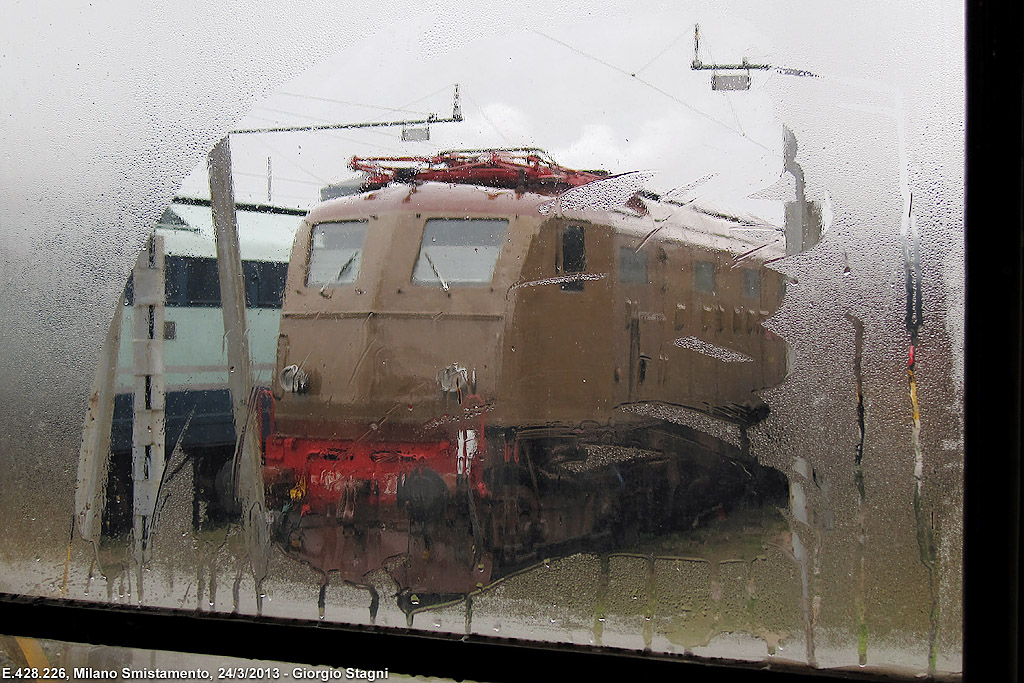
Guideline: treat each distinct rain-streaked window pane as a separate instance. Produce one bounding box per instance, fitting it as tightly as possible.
[742,268,760,298]
[0,3,972,680]
[560,224,586,291]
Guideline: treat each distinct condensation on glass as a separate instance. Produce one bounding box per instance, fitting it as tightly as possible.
[0,3,965,680]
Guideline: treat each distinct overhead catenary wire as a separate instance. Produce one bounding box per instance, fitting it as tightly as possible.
[231,85,462,135]
[242,112,407,152]
[533,30,773,156]
[231,114,459,136]
[234,171,326,187]
[397,83,459,111]
[464,95,515,147]
[243,135,332,185]
[252,107,414,141]
[632,31,690,77]
[275,91,431,117]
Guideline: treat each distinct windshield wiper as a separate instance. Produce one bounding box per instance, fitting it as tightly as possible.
[319,253,358,296]
[423,252,449,292]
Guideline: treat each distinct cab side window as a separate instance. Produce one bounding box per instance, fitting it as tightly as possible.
[560,225,586,291]
[695,259,716,293]
[620,247,648,285]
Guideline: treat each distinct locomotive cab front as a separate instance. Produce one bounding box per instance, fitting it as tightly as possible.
[265,183,547,520]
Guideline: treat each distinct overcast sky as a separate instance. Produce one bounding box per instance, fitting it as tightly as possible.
[176,10,786,215]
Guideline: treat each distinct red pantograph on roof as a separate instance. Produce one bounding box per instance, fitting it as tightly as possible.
[349,148,610,194]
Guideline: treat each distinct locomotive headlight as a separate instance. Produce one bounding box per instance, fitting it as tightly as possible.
[279,364,311,394]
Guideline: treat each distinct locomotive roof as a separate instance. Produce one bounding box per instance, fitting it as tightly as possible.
[304,181,785,260]
[305,182,551,221]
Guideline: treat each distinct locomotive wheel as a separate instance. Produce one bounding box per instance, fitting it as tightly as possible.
[214,458,242,517]
[516,485,540,539]
[397,467,450,523]
[487,484,541,562]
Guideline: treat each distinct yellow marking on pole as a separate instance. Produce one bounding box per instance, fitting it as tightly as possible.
[908,368,920,423]
[0,636,51,673]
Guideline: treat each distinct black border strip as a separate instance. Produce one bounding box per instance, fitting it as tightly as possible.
[963,0,1023,679]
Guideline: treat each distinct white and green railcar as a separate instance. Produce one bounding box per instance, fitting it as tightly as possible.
[106,200,301,533]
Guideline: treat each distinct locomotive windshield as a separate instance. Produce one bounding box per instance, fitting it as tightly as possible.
[412,217,508,286]
[306,220,368,286]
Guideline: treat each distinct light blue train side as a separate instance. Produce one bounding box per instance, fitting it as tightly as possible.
[105,200,301,534]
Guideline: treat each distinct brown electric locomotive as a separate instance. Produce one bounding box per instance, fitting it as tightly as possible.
[261,150,789,598]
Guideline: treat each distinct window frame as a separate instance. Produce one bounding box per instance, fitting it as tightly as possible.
[619,245,649,285]
[694,259,716,293]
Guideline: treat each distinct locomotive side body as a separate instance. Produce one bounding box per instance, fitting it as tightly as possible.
[264,179,790,587]
[502,209,789,430]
